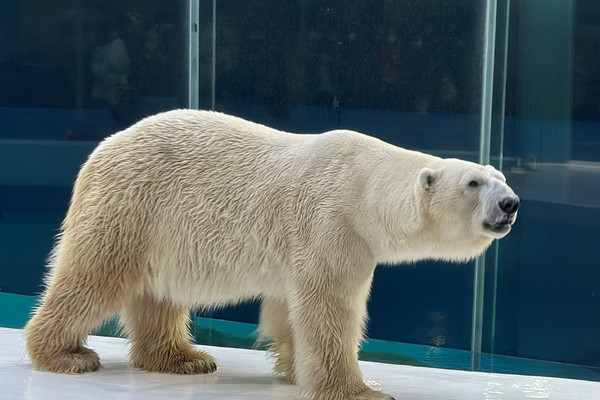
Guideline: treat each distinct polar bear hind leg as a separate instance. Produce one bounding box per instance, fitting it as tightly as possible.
[120,295,217,374]
[25,250,128,373]
[259,297,296,382]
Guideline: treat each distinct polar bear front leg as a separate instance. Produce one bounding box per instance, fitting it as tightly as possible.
[259,297,296,382]
[120,295,217,374]
[287,266,394,400]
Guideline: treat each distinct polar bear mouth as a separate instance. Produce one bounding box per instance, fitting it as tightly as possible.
[483,221,512,234]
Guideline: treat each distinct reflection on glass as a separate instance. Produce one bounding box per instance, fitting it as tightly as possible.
[0,0,187,139]
[0,0,598,377]
[0,1,188,297]
[199,0,486,158]
[197,0,489,352]
[490,0,600,371]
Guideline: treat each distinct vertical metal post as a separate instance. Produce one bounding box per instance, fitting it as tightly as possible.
[496,0,511,174]
[188,0,200,110]
[188,0,200,341]
[489,0,512,356]
[211,0,217,111]
[471,0,498,371]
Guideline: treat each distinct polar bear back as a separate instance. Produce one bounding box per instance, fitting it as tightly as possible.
[66,110,435,306]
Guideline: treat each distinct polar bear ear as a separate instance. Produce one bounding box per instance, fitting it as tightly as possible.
[417,167,437,191]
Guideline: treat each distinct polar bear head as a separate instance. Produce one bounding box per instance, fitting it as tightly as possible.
[415,159,519,259]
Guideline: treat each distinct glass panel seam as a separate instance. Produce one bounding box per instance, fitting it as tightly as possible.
[211,0,217,111]
[188,0,200,109]
[490,0,512,356]
[472,0,498,370]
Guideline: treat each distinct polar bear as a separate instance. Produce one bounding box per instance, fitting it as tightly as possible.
[25,110,519,400]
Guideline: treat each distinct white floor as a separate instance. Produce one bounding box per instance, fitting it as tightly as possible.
[1,328,599,400]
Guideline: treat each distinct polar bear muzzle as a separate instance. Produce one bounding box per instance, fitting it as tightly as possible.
[483,194,520,237]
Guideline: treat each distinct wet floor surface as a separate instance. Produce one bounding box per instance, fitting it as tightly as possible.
[1,328,598,400]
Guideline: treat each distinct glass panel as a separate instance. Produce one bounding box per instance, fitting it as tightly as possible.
[0,1,189,296]
[488,0,600,373]
[200,1,486,159]
[197,0,489,353]
[2,0,596,382]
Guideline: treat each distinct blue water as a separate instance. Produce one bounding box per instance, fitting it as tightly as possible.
[195,317,600,383]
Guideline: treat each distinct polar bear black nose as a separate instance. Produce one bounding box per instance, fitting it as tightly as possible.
[499,196,520,213]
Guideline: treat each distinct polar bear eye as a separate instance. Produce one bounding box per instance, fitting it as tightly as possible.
[468,180,480,188]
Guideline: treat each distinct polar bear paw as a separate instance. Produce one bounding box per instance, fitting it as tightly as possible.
[352,388,395,400]
[312,387,395,400]
[31,347,101,374]
[132,348,217,375]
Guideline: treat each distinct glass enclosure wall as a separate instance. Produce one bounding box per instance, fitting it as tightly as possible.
[196,0,489,353]
[484,0,600,370]
[0,0,189,295]
[1,0,599,378]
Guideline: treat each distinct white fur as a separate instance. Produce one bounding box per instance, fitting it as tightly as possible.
[25,110,519,400]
